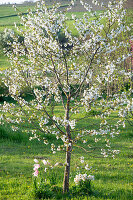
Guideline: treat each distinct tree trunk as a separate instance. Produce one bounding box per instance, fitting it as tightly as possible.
[63,144,72,193]
[63,96,72,193]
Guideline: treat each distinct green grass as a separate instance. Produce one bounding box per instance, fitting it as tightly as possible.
[0,16,21,26]
[0,5,36,27]
[0,52,11,70]
[0,115,132,199]
[0,5,35,18]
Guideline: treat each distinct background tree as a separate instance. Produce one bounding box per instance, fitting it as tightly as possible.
[0,0,132,193]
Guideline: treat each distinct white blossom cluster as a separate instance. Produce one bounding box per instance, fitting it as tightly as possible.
[101,148,120,158]
[74,173,94,185]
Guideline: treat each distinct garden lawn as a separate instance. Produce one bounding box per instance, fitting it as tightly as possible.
[0,119,132,200]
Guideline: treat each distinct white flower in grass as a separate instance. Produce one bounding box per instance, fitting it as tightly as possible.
[33,164,40,170]
[44,168,47,172]
[74,173,94,185]
[54,162,59,167]
[87,175,94,180]
[80,156,84,163]
[33,170,39,177]
[74,174,81,185]
[74,178,78,185]
[42,159,48,165]
[82,173,87,181]
[83,140,87,143]
[85,164,91,170]
[54,162,64,167]
[34,159,39,163]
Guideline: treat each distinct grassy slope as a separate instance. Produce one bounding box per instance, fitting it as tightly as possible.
[0,5,36,26]
[0,117,132,199]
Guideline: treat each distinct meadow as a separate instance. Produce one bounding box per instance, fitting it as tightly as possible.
[0,116,132,199]
[0,2,133,200]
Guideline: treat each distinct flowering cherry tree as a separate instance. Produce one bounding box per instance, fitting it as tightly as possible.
[0,0,132,193]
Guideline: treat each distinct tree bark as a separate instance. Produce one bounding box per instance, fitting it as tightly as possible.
[63,144,72,193]
[63,96,72,193]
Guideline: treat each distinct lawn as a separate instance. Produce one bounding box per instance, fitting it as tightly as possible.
[0,113,132,199]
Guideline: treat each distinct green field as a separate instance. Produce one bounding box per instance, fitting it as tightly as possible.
[0,116,132,199]
[0,5,36,27]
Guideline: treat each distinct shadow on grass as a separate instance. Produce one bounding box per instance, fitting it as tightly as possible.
[0,124,30,143]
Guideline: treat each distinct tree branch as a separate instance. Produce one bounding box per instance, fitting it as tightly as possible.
[71,45,100,98]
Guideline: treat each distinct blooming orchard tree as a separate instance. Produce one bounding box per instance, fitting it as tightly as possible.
[0,0,132,192]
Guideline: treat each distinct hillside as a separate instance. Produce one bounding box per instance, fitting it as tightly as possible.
[0,0,133,12]
[0,0,132,31]
[45,0,133,11]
